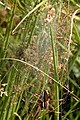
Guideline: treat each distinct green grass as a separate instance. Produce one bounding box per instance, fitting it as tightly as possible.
[0,0,80,120]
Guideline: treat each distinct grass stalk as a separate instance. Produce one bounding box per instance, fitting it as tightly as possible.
[2,1,17,57]
[50,23,59,120]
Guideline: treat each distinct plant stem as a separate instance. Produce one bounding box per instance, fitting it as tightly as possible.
[50,23,59,120]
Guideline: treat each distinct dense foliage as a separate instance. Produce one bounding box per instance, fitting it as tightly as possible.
[0,0,80,120]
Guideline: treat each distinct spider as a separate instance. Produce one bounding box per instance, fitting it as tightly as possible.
[33,90,69,119]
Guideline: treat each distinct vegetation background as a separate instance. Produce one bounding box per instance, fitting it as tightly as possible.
[0,0,80,120]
